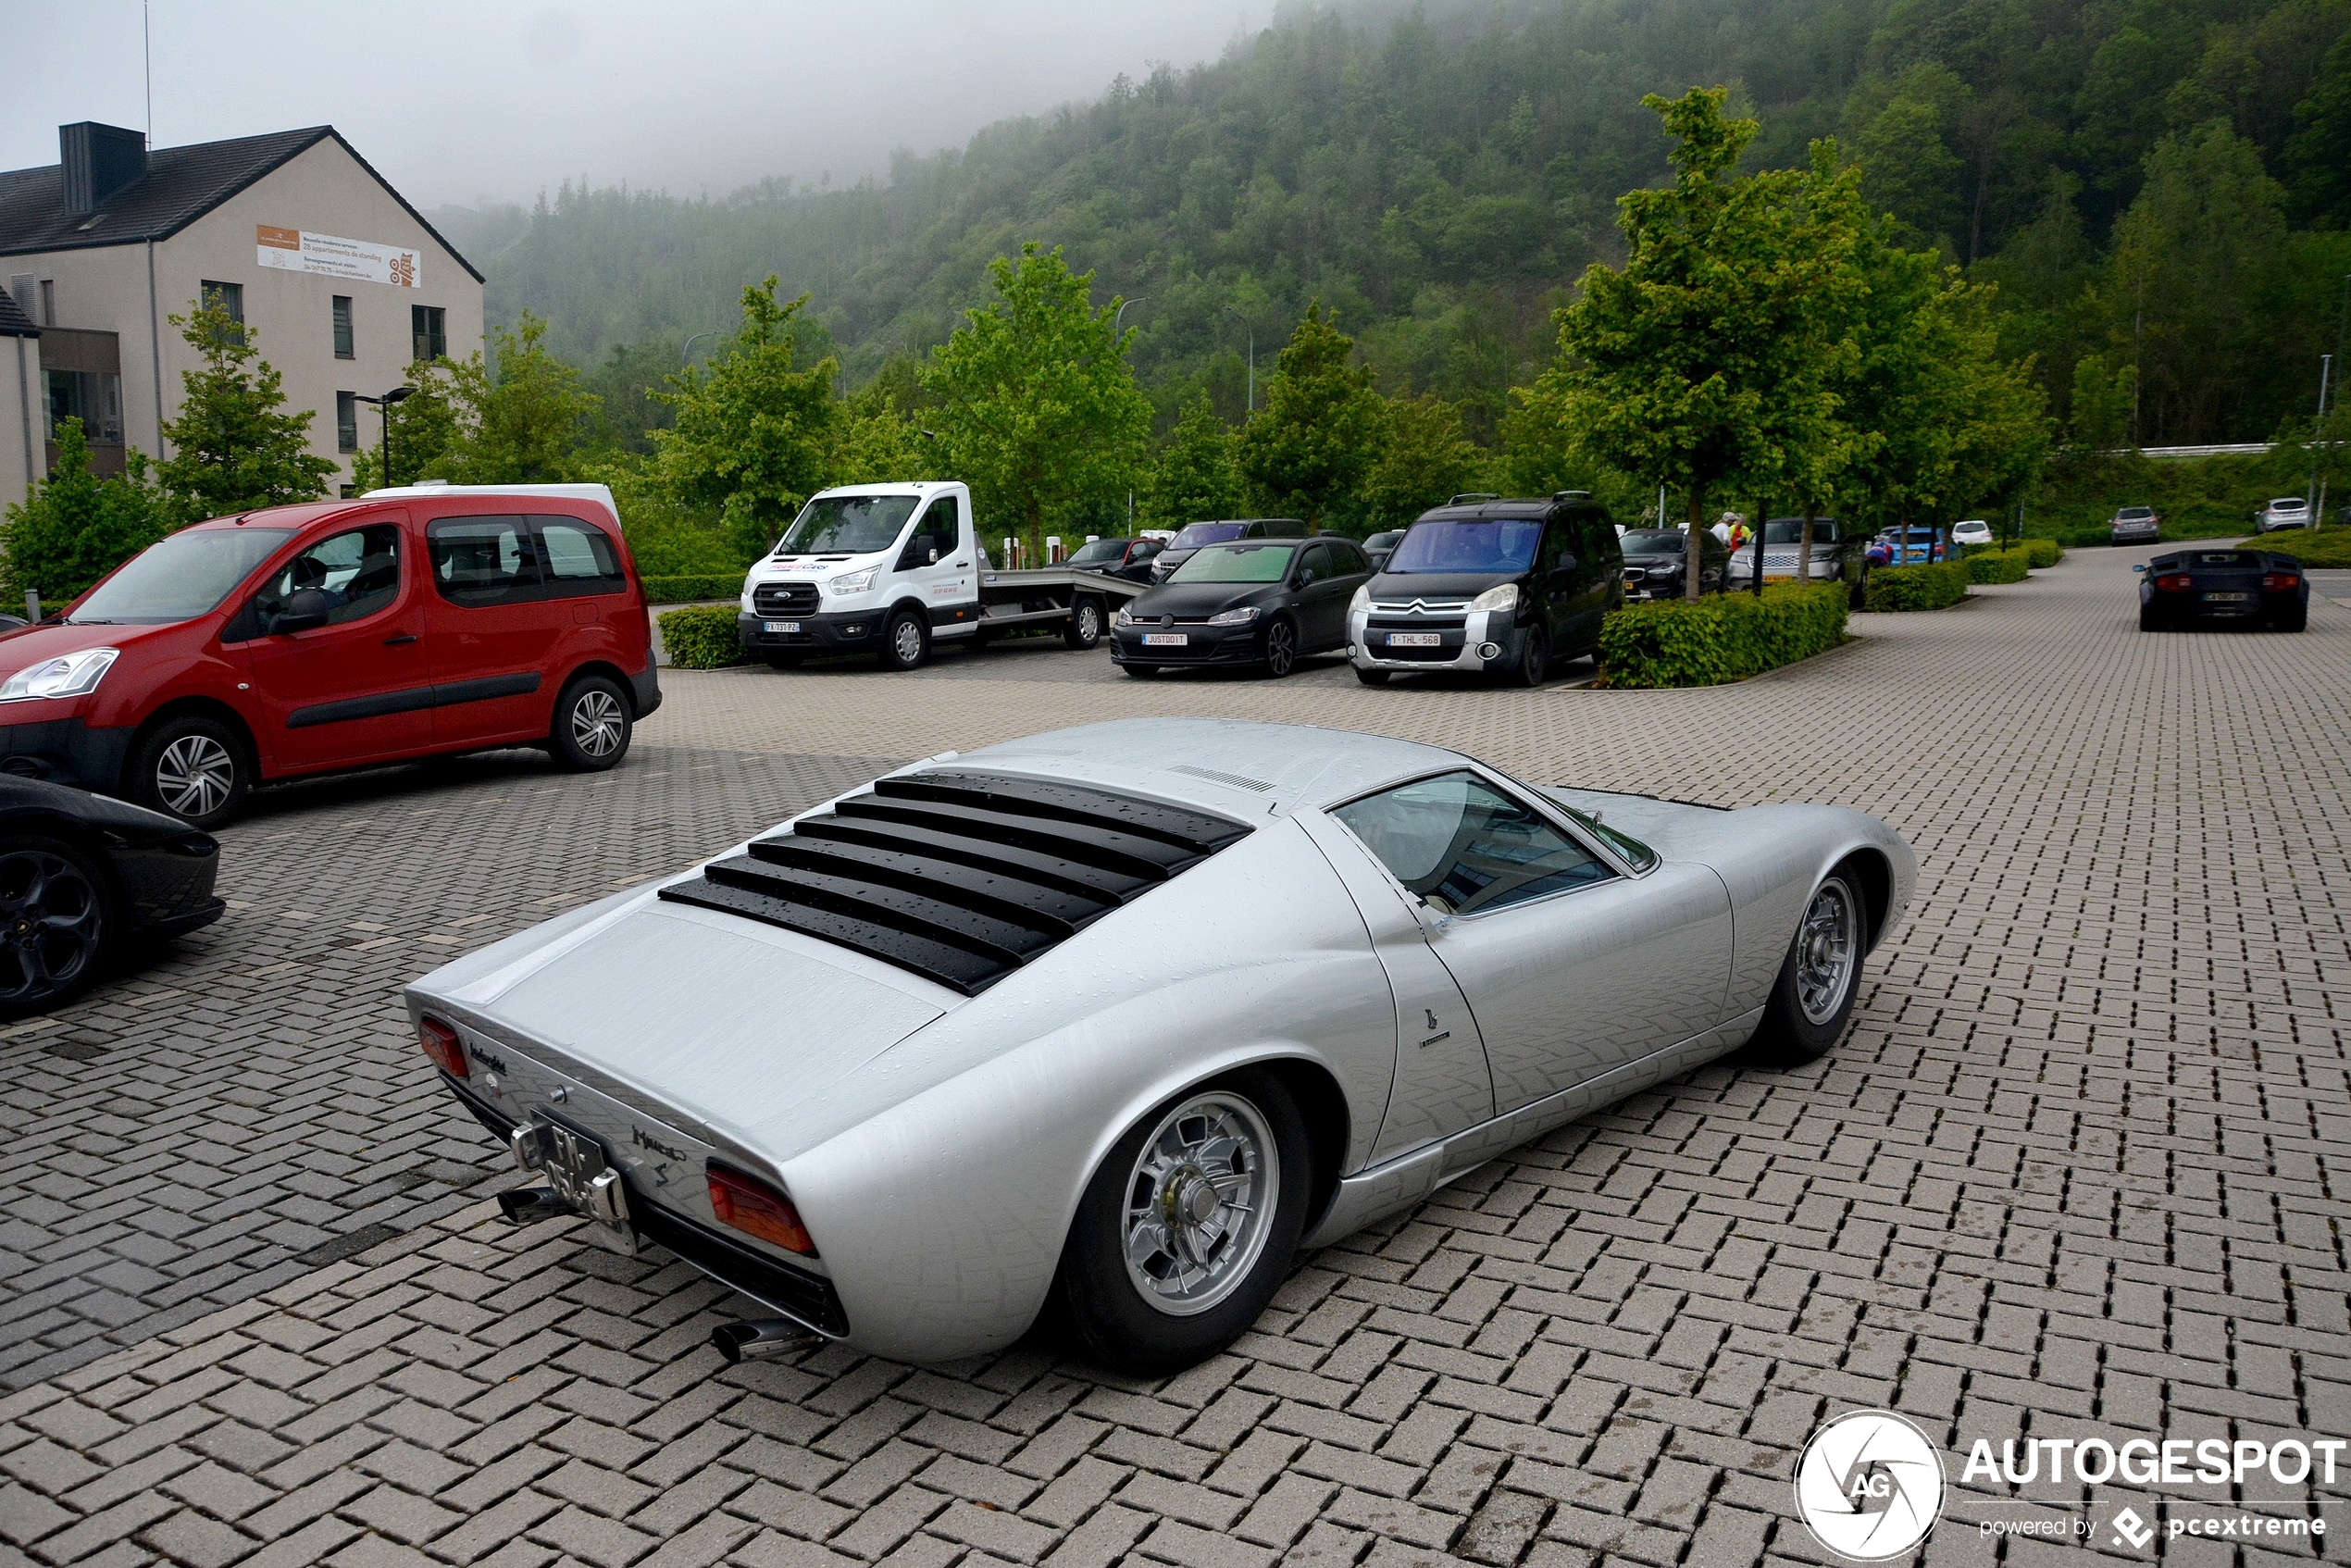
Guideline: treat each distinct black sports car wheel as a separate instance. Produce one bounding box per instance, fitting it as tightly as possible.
[1260,617,1298,678]
[1056,1069,1310,1374]
[2272,603,2307,632]
[0,836,111,1016]
[2138,604,2166,632]
[550,675,633,772]
[1748,870,1865,1064]
[129,716,250,829]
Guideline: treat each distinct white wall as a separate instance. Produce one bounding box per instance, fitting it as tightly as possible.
[0,333,44,508]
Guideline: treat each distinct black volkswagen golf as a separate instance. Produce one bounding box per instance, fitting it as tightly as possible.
[1347,493,1623,685]
[1111,537,1373,677]
[2136,549,2308,631]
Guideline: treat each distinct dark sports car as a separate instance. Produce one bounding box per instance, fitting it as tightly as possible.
[0,776,223,1014]
[2136,549,2307,632]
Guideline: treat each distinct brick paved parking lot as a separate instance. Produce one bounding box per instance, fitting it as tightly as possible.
[4,545,2347,1568]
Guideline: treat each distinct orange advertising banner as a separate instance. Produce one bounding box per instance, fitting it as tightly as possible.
[254,225,420,288]
[255,224,301,251]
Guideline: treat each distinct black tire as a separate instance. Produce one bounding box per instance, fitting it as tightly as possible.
[1747,870,1867,1065]
[1260,616,1299,678]
[1506,626,1548,688]
[0,834,114,1017]
[1055,1068,1312,1375]
[1121,663,1159,678]
[549,674,633,772]
[763,652,803,670]
[128,715,251,829]
[879,608,929,671]
[2272,602,2307,632]
[1354,667,1391,686]
[1065,597,1106,650]
[2138,603,2166,632]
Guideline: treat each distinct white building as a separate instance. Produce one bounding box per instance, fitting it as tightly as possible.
[0,121,483,503]
[0,288,40,508]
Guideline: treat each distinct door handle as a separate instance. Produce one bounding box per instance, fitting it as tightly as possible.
[383,632,419,646]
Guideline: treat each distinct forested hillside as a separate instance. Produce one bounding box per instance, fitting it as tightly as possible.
[434,0,2351,451]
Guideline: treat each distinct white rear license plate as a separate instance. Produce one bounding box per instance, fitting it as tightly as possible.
[764,620,801,633]
[2203,592,2247,603]
[1142,633,1188,646]
[1387,632,1440,647]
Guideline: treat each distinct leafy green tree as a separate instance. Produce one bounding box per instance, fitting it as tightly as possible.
[924,243,1151,550]
[2284,28,2351,227]
[830,410,934,486]
[347,366,460,492]
[1845,65,1970,251]
[1141,394,1243,527]
[421,313,599,484]
[1236,303,1388,529]
[1361,394,1483,531]
[1,420,175,604]
[653,277,840,561]
[2068,355,2137,451]
[155,299,336,520]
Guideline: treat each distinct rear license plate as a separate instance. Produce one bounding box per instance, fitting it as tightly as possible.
[530,1120,639,1256]
[2203,591,2248,602]
[1142,633,1188,646]
[764,620,801,633]
[1387,632,1440,647]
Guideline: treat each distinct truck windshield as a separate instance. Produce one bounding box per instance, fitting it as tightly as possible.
[1386,518,1542,575]
[68,528,295,624]
[777,495,919,555]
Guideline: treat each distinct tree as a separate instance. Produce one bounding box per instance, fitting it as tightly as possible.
[653,277,840,561]
[1141,394,1243,527]
[2284,28,2351,228]
[347,367,459,492]
[1361,394,1483,531]
[1541,88,1853,599]
[155,299,335,520]
[1,419,174,604]
[1236,303,1388,529]
[423,312,599,484]
[924,243,1151,551]
[2067,355,2136,451]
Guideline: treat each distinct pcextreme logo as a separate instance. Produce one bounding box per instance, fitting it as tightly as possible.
[1795,1411,1948,1561]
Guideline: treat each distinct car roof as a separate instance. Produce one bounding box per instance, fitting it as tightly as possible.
[924,718,1476,816]
[1414,498,1555,522]
[182,502,364,534]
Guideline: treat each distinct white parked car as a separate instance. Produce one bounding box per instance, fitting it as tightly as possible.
[1950,520,1994,549]
[2258,497,2312,531]
[409,719,1915,1372]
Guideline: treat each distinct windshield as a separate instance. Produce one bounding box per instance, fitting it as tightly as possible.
[1386,518,1543,575]
[68,528,295,624]
[1620,530,1686,552]
[1761,519,1839,543]
[1171,542,1295,583]
[1555,803,1659,872]
[1365,531,1404,549]
[777,494,918,555]
[1169,522,1248,550]
[2270,498,2307,510]
[1068,539,1127,564]
[2118,508,2153,519]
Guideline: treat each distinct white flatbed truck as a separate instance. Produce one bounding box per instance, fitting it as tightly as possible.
[735,481,1150,670]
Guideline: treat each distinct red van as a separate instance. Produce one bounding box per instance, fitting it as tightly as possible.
[0,483,659,828]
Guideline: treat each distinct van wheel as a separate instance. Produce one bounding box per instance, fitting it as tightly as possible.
[129,716,250,829]
[551,675,632,772]
[1354,667,1390,686]
[880,610,929,671]
[1065,597,1105,650]
[1507,627,1548,688]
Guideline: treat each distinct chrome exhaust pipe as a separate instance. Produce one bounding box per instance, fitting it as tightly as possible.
[496,1187,572,1226]
[710,1318,815,1363]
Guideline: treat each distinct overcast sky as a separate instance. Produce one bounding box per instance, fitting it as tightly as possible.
[6,1,1260,210]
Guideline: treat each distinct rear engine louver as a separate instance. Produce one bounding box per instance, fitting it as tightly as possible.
[658,772,1251,995]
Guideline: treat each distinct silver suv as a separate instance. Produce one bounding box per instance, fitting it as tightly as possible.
[2110,505,2160,544]
[2257,497,2311,531]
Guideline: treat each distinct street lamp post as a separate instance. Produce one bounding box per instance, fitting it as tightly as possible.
[680,330,725,367]
[1224,305,1254,414]
[1113,297,1146,334]
[355,385,414,490]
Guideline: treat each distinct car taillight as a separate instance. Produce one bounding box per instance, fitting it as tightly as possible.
[419,1016,466,1077]
[2262,573,2298,591]
[707,1164,816,1254]
[2154,573,2192,591]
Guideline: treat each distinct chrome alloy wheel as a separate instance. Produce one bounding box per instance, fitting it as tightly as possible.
[1121,1091,1280,1316]
[892,616,926,665]
[1262,618,1297,677]
[155,734,235,818]
[0,850,102,1003]
[569,690,626,758]
[1795,877,1860,1025]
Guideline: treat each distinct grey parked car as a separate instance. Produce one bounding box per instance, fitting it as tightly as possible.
[2110,505,2161,545]
[409,718,1915,1374]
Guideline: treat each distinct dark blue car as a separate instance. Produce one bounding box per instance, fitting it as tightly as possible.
[2135,549,2307,632]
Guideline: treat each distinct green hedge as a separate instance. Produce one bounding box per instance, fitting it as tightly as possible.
[659,604,747,668]
[1864,560,1972,611]
[2015,537,2063,568]
[641,573,745,605]
[2248,526,2351,568]
[1964,548,2031,584]
[1598,582,1848,689]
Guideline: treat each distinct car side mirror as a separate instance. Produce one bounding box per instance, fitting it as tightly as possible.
[2132,564,2146,574]
[269,588,332,635]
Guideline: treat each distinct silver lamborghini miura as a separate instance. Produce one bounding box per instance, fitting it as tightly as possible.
[408,718,1914,1373]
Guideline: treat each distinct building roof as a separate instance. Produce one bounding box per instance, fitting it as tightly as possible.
[0,289,34,339]
[0,126,483,281]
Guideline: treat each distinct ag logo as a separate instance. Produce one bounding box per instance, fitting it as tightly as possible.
[1794,1410,1946,1561]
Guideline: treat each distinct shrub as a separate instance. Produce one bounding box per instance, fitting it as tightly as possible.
[641,573,744,604]
[2015,536,2062,568]
[659,604,746,668]
[1864,560,1972,611]
[1598,582,1847,689]
[1964,549,2030,584]
[2256,526,2351,568]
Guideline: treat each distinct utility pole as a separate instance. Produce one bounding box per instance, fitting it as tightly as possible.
[1224,306,1254,414]
[2316,353,2333,529]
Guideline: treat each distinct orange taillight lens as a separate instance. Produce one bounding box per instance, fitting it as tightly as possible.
[419,1016,466,1077]
[707,1164,816,1254]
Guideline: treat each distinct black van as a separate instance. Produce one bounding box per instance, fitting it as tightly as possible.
[1347,492,1622,686]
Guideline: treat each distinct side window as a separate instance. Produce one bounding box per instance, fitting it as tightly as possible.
[536,518,626,598]
[1541,516,1577,574]
[429,516,539,607]
[1335,541,1369,576]
[1132,540,1161,561]
[897,497,958,571]
[1581,510,1616,561]
[1333,770,1611,916]
[1297,542,1331,585]
[249,525,404,629]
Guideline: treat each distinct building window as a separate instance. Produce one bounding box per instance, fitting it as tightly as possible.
[412,305,445,363]
[45,368,124,444]
[199,280,243,323]
[336,392,359,454]
[332,295,355,359]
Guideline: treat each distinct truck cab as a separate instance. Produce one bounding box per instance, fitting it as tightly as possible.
[738,483,980,670]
